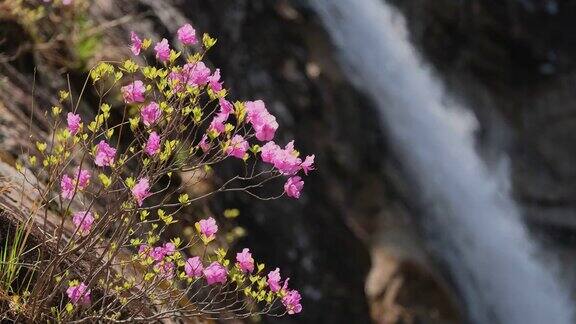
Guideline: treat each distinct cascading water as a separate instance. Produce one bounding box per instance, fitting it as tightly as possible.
[311,0,573,323]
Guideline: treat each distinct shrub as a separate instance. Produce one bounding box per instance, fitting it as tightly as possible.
[4,23,314,322]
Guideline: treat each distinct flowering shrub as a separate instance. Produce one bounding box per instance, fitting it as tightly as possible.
[6,23,314,322]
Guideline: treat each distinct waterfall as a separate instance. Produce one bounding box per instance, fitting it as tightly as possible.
[311,0,573,323]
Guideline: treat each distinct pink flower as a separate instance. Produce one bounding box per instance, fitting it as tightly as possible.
[145,131,161,156]
[208,112,228,134]
[182,62,211,86]
[301,155,315,175]
[60,169,90,199]
[60,175,75,199]
[261,141,280,164]
[154,38,170,62]
[203,261,227,285]
[246,100,278,141]
[66,282,91,305]
[199,134,211,152]
[185,256,204,278]
[168,70,186,92]
[67,112,82,135]
[236,248,254,273]
[130,31,142,56]
[131,178,151,206]
[163,242,176,255]
[282,290,303,315]
[121,80,146,104]
[72,211,94,235]
[261,141,302,175]
[208,69,223,92]
[75,169,91,189]
[177,23,197,45]
[267,268,282,292]
[284,176,304,199]
[154,261,175,280]
[254,114,278,142]
[150,246,166,261]
[219,98,234,114]
[140,102,161,126]
[198,217,218,241]
[226,135,248,159]
[62,0,72,5]
[94,140,116,167]
[148,242,175,261]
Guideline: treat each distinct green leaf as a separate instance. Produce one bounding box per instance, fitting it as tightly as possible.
[178,193,189,204]
[99,173,112,188]
[224,209,240,219]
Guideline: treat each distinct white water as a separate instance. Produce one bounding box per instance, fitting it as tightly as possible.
[311,0,573,323]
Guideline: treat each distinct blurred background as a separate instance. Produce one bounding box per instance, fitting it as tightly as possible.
[2,0,576,323]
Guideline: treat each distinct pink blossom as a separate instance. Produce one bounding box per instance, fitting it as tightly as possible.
[60,175,75,199]
[66,282,91,305]
[267,268,282,292]
[94,140,116,167]
[130,31,142,56]
[301,155,315,175]
[199,134,211,152]
[163,242,176,255]
[131,178,151,206]
[260,141,302,175]
[282,290,303,315]
[185,256,204,278]
[198,217,218,241]
[75,169,91,189]
[145,131,161,156]
[148,242,175,261]
[284,176,304,199]
[246,100,278,141]
[121,80,146,104]
[177,23,197,45]
[140,101,161,126]
[203,261,227,285]
[282,277,291,292]
[182,62,211,86]
[168,62,210,90]
[208,112,228,134]
[62,0,72,5]
[150,246,166,261]
[168,70,186,92]
[261,142,280,164]
[67,112,82,135]
[154,38,170,62]
[208,69,223,92]
[72,211,94,235]
[236,248,254,273]
[226,135,248,159]
[154,261,175,280]
[60,169,90,199]
[219,98,234,114]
